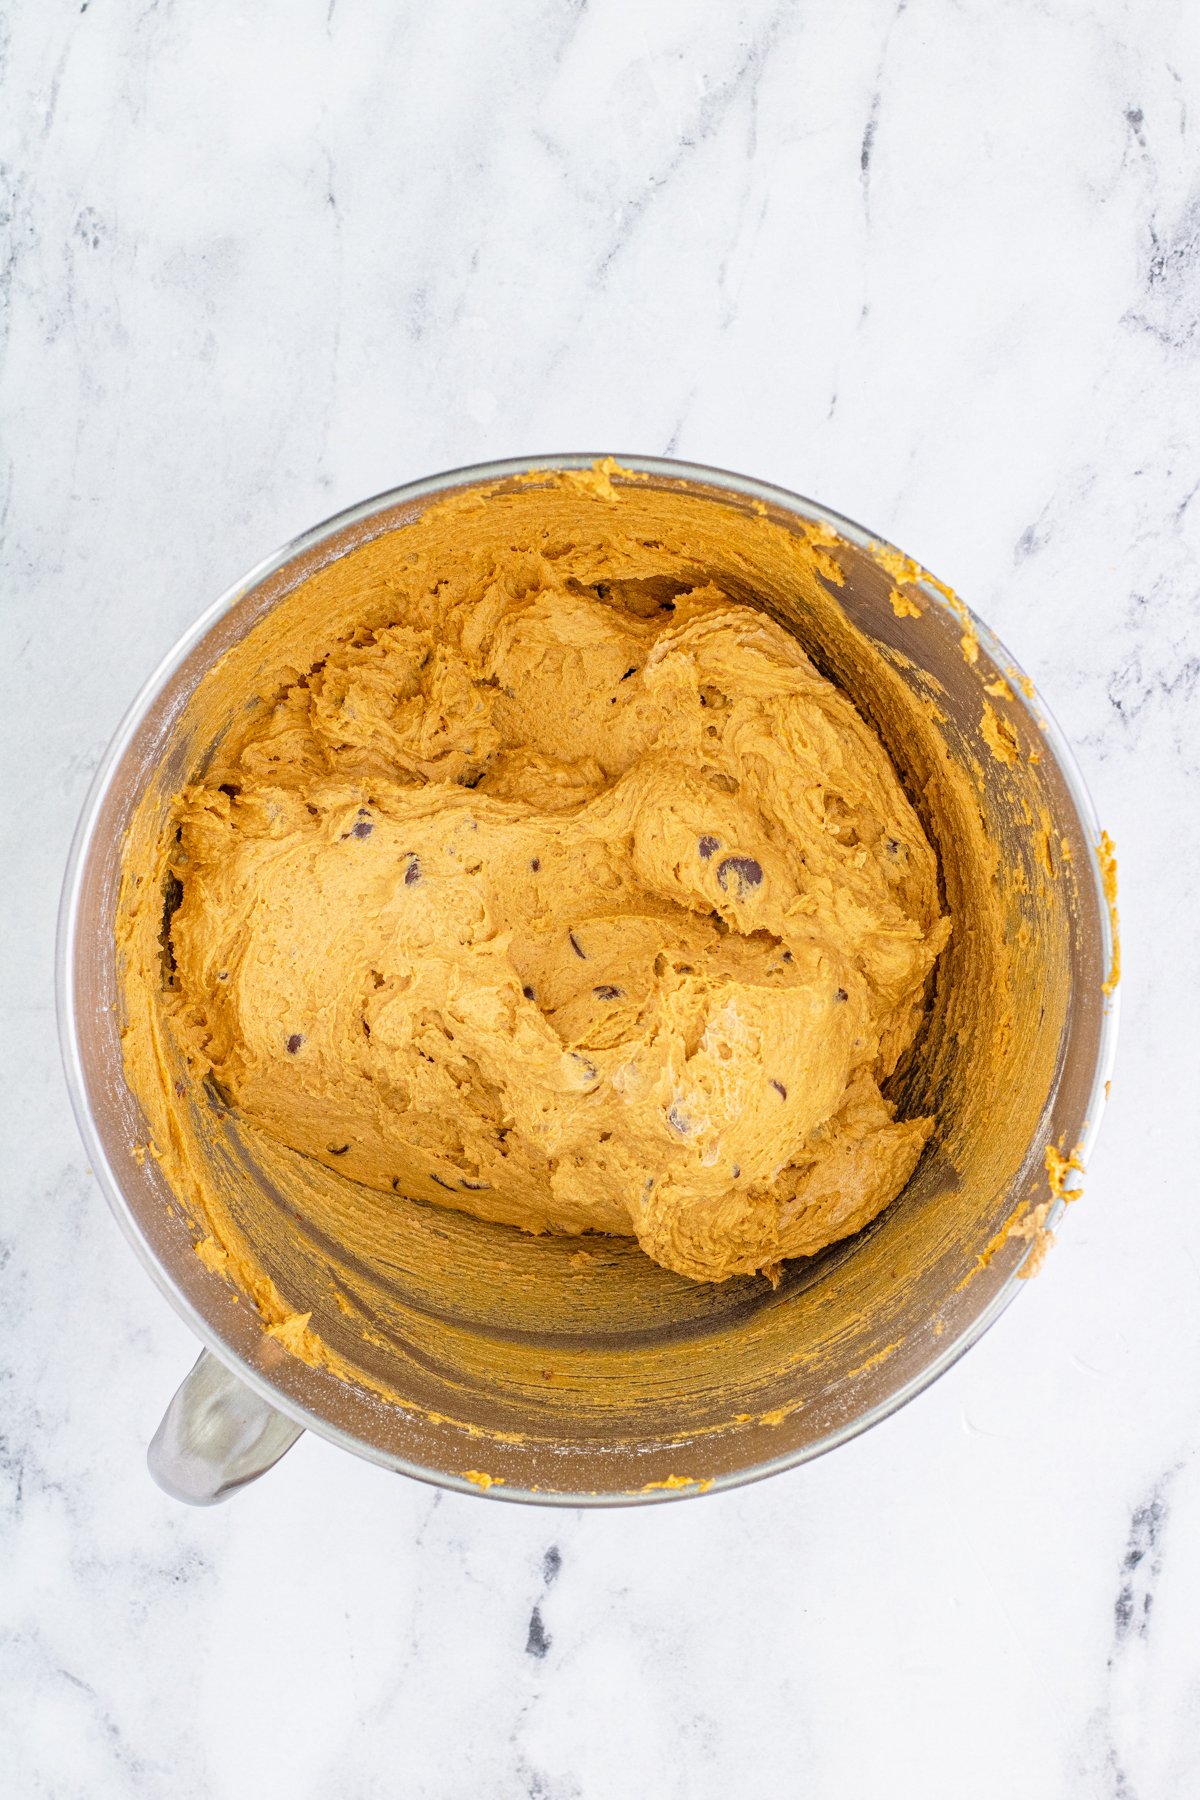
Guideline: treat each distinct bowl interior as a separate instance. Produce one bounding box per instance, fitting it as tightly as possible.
[66,462,1112,1499]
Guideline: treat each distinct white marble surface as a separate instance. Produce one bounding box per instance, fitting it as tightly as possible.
[3,1,1198,1794]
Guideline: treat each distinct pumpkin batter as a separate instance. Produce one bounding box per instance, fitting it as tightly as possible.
[161,528,950,1283]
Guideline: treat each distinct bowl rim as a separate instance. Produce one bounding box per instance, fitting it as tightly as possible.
[56,452,1121,1504]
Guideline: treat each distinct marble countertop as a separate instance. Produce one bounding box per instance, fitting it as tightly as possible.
[3,1,1197,1794]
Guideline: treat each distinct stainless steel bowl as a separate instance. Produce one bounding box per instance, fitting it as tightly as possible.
[57,455,1118,1504]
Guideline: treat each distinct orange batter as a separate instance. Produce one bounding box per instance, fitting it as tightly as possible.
[161,525,950,1282]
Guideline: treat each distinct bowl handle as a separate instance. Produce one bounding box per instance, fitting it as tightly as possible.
[147,1349,304,1504]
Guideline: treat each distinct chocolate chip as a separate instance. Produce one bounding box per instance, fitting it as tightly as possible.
[570,1053,599,1083]
[667,1102,691,1136]
[569,931,587,959]
[782,950,793,964]
[769,1079,788,1100]
[530,857,541,872]
[429,1172,455,1189]
[403,855,422,885]
[835,987,848,1002]
[717,855,764,898]
[327,1143,350,1156]
[286,1034,304,1055]
[348,817,374,839]
[173,1078,186,1097]
[731,1164,741,1179]
[391,1176,402,1191]
[460,1178,490,1190]
[523,984,536,1000]
[621,666,638,680]
[217,970,229,981]
[887,837,901,855]
[593,985,623,1000]
[698,835,720,861]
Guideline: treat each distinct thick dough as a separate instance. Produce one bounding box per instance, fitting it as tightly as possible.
[166,561,950,1283]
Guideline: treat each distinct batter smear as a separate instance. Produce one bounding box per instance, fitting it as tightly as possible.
[165,550,950,1283]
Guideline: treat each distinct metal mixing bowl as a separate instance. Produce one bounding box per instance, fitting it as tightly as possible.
[57,455,1118,1504]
